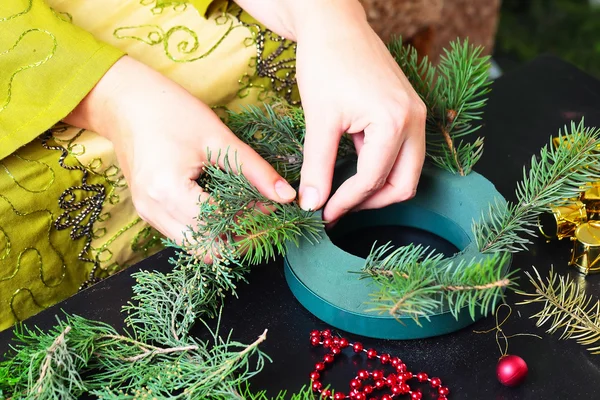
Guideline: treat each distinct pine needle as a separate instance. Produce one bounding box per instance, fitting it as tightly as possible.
[517,267,600,354]
[389,38,491,175]
[474,120,600,253]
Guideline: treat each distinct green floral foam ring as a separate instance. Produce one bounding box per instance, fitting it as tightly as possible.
[284,163,511,340]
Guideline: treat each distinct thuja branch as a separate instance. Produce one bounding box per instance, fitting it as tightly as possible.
[389,38,491,175]
[474,120,600,253]
[517,267,600,354]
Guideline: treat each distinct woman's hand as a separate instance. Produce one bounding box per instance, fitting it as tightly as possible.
[64,56,297,243]
[294,2,427,223]
[236,0,427,224]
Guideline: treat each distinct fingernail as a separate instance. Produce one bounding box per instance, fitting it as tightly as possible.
[299,186,319,211]
[275,180,296,201]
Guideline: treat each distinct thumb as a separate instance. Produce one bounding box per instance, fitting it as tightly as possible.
[298,115,343,212]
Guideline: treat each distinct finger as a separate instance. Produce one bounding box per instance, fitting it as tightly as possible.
[352,131,425,211]
[352,132,365,155]
[298,114,344,211]
[211,138,297,204]
[323,119,403,222]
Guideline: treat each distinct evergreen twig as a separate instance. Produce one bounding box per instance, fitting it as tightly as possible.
[517,267,600,354]
[389,38,491,175]
[474,120,600,253]
[361,243,515,324]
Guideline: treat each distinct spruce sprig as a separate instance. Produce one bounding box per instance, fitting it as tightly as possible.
[227,103,355,183]
[474,120,600,253]
[389,38,491,176]
[517,267,600,354]
[361,244,515,324]
[183,150,324,266]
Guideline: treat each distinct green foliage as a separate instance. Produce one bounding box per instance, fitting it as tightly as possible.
[361,243,515,324]
[227,103,355,183]
[474,120,600,253]
[182,150,324,266]
[389,38,491,176]
[517,267,600,354]
[497,0,600,78]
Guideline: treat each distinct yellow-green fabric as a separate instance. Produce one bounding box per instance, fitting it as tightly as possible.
[0,0,124,160]
[0,0,298,331]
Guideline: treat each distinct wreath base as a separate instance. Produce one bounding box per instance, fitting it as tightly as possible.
[284,163,511,339]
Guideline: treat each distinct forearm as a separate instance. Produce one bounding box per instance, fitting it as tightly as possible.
[233,0,367,41]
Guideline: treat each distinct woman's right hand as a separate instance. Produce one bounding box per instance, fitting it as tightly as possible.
[64,56,297,244]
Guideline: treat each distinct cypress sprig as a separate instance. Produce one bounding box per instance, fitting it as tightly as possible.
[389,38,491,175]
[474,120,600,253]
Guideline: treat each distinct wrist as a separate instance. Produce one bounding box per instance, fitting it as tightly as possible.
[290,0,368,42]
[62,56,138,140]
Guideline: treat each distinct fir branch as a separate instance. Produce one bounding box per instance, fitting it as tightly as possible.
[474,120,600,253]
[187,150,324,266]
[227,103,355,183]
[364,244,514,323]
[517,267,600,354]
[389,38,491,175]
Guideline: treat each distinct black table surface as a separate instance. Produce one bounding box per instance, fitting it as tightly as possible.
[3,56,600,399]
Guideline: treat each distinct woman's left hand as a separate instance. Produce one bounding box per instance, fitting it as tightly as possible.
[293,1,427,223]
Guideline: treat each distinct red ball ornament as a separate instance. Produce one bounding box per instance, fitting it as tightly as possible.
[353,342,364,353]
[496,355,528,387]
[339,338,349,348]
[311,337,321,346]
[366,348,377,359]
[334,393,345,400]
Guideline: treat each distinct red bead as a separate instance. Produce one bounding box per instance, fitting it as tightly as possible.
[438,397,448,400]
[401,372,413,381]
[310,371,320,380]
[310,330,321,338]
[411,390,422,400]
[349,390,359,399]
[362,385,373,394]
[354,393,365,400]
[323,338,333,348]
[333,337,340,345]
[400,383,411,394]
[350,379,362,389]
[372,370,384,380]
[391,386,402,395]
[331,346,341,355]
[438,387,450,396]
[429,377,442,388]
[381,395,392,400]
[339,338,349,348]
[312,381,322,391]
[321,390,332,398]
[311,337,321,346]
[374,380,385,389]
[496,354,528,387]
[391,357,401,367]
[334,393,345,400]
[366,348,377,359]
[357,370,369,380]
[315,362,325,371]
[353,342,364,353]
[380,353,391,364]
[385,374,397,386]
[395,363,407,373]
[323,354,335,363]
[322,329,332,338]
[416,373,428,382]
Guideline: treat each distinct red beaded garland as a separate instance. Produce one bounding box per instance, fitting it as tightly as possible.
[308,329,450,399]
